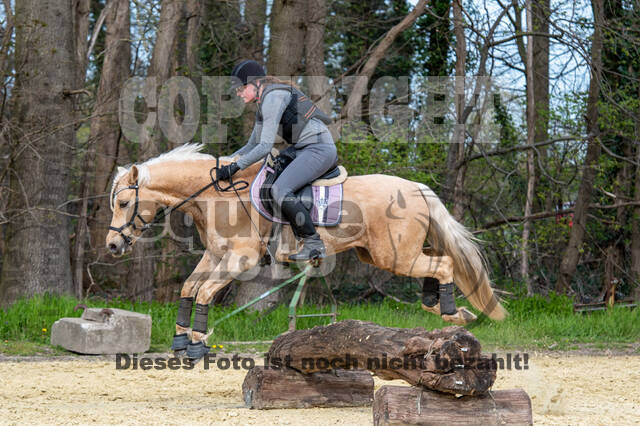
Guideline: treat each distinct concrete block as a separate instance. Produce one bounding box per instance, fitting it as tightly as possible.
[51,308,151,354]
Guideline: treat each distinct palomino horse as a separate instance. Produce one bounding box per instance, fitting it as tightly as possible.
[106,144,506,359]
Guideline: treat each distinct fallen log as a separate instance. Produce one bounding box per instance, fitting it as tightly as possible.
[242,366,374,409]
[268,320,496,395]
[373,386,532,425]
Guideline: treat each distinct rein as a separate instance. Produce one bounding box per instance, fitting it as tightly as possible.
[110,157,260,247]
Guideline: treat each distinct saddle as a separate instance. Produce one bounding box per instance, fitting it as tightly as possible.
[249,147,347,227]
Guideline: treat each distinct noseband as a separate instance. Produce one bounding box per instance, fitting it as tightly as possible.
[109,183,151,246]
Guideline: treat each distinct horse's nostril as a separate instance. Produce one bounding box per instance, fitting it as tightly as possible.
[108,243,118,253]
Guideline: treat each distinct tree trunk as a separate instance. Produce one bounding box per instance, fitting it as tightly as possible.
[1,0,78,305]
[74,0,91,79]
[521,0,536,295]
[268,320,496,396]
[449,0,466,220]
[305,0,330,113]
[0,0,13,76]
[88,0,131,266]
[126,0,183,302]
[185,0,201,72]
[555,0,604,293]
[237,0,266,140]
[155,0,203,295]
[267,0,306,76]
[532,0,551,213]
[242,367,374,409]
[631,84,640,302]
[373,387,532,426]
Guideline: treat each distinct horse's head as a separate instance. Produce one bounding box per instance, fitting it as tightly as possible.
[106,165,158,256]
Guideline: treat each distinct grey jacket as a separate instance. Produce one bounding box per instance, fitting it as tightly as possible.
[232,89,332,169]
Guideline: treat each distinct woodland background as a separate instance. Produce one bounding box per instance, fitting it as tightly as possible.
[1,0,639,312]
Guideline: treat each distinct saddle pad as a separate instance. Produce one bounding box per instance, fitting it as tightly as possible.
[249,163,343,226]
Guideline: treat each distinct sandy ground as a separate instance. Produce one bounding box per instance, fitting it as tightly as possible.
[0,352,639,425]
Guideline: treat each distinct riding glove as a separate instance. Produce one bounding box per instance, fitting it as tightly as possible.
[217,162,240,181]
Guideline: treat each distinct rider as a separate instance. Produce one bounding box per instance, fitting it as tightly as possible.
[217,59,337,261]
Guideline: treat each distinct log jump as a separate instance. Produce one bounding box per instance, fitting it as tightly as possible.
[266,319,496,395]
[242,320,531,424]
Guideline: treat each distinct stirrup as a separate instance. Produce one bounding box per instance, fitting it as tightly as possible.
[288,237,326,261]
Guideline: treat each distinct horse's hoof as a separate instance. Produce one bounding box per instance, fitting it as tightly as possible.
[173,349,187,358]
[421,302,440,315]
[171,333,189,352]
[186,341,210,362]
[441,307,477,325]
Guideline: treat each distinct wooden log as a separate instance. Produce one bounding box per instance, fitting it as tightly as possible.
[373,386,532,425]
[269,320,496,395]
[242,366,374,409]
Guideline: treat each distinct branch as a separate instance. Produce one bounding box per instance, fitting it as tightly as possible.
[87,0,113,61]
[488,32,564,48]
[476,201,640,232]
[337,0,428,129]
[455,136,584,168]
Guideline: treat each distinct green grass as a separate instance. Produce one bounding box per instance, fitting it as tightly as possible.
[1,293,639,355]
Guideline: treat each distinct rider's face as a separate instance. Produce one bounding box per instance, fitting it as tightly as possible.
[236,83,258,103]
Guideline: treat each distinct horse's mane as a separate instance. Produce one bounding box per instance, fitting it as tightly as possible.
[109,143,215,211]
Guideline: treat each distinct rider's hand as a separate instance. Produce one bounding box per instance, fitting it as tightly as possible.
[217,162,240,181]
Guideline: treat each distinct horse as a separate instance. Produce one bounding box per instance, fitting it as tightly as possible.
[106,144,506,359]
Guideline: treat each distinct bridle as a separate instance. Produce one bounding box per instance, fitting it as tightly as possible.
[109,183,151,246]
[109,157,250,247]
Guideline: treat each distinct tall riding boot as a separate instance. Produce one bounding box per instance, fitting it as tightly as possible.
[280,193,326,261]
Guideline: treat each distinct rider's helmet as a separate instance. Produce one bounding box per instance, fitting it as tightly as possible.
[230,60,266,90]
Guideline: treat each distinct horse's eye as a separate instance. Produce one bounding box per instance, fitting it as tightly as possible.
[119,201,129,208]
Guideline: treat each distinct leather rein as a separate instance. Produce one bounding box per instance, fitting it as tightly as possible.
[109,158,250,246]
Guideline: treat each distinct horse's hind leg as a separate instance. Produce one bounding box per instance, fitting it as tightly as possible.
[409,250,477,325]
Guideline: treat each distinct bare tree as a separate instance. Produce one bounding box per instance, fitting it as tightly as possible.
[267,0,306,76]
[74,0,91,79]
[1,0,79,305]
[555,0,604,293]
[305,0,330,113]
[237,0,267,140]
[126,0,184,302]
[337,0,428,132]
[632,93,640,301]
[81,0,131,300]
[531,0,551,212]
[449,0,466,220]
[520,0,536,295]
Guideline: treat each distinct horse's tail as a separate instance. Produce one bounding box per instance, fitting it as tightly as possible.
[418,184,507,320]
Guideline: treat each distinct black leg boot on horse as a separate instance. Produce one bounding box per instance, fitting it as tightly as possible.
[421,277,477,325]
[171,297,193,356]
[280,192,326,261]
[186,303,211,361]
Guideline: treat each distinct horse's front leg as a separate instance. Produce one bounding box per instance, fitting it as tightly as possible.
[171,251,220,355]
[185,246,261,361]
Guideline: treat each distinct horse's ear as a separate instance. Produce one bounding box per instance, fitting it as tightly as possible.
[117,166,127,175]
[128,166,139,184]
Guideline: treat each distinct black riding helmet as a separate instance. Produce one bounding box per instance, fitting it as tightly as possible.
[230,60,266,91]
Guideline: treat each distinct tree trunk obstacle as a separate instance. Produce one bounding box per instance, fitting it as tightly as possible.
[242,320,532,424]
[242,367,374,409]
[268,320,496,395]
[373,386,532,425]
